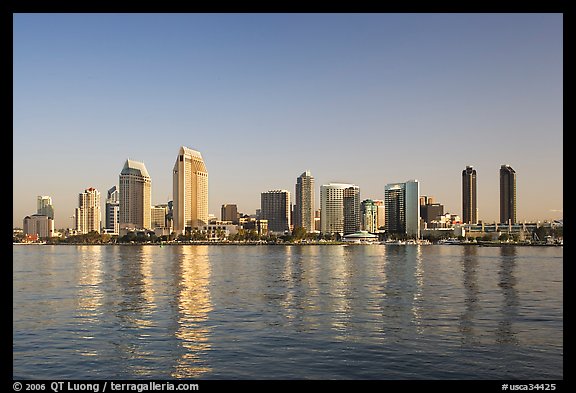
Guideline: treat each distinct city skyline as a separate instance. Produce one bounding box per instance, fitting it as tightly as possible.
[13,13,563,228]
[14,154,560,230]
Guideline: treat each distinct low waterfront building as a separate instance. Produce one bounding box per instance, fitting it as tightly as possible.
[342,231,379,243]
[421,221,562,242]
[240,217,269,236]
[200,223,239,240]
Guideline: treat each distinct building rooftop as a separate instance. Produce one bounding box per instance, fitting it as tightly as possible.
[121,159,150,178]
[343,231,378,239]
[179,146,203,159]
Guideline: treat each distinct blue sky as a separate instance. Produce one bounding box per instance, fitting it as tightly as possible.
[13,13,563,229]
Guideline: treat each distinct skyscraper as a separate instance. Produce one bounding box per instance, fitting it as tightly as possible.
[320,183,359,235]
[500,164,517,224]
[105,186,120,234]
[385,180,420,238]
[75,187,101,234]
[373,199,385,229]
[261,190,291,233]
[120,159,151,230]
[343,185,360,235]
[173,146,209,234]
[294,170,315,232]
[361,199,378,233]
[462,166,478,224]
[37,196,54,220]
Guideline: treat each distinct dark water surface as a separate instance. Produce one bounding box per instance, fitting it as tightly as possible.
[13,244,563,380]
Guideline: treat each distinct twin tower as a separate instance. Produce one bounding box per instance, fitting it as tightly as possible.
[119,146,208,234]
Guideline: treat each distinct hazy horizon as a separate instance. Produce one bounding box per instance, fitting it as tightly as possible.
[13,13,563,229]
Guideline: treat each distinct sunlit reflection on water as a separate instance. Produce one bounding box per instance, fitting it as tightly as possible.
[172,246,212,378]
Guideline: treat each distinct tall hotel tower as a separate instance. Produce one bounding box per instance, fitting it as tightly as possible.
[320,183,360,236]
[75,187,101,234]
[261,190,291,233]
[120,159,151,230]
[173,146,208,234]
[294,170,315,232]
[385,180,420,238]
[462,166,478,224]
[500,164,517,224]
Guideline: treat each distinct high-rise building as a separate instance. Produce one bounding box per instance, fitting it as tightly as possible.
[361,199,378,233]
[173,146,208,234]
[385,183,405,234]
[320,183,359,235]
[120,159,152,230]
[221,204,239,223]
[373,199,385,229]
[343,185,360,235]
[75,187,101,234]
[105,186,120,235]
[500,164,517,224]
[294,170,315,232]
[261,190,291,233]
[23,214,54,239]
[37,196,54,220]
[385,180,420,238]
[462,166,478,224]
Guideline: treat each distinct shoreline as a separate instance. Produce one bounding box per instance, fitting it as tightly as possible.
[13,242,563,247]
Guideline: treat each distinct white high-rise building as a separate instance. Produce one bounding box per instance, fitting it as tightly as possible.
[173,146,208,234]
[105,186,120,234]
[120,159,152,230]
[75,187,101,234]
[294,170,315,232]
[320,183,359,235]
[385,179,420,238]
[37,195,54,219]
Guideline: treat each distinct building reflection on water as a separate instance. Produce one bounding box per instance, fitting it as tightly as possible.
[171,246,213,378]
[381,246,413,340]
[497,246,519,345]
[280,246,318,332]
[459,245,481,345]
